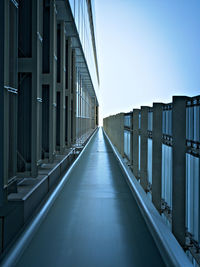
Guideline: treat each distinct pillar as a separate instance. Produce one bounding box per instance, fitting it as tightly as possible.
[132,109,140,179]
[172,96,187,247]
[140,106,148,191]
[152,103,163,212]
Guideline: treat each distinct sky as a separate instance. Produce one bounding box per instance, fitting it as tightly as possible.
[94,0,200,125]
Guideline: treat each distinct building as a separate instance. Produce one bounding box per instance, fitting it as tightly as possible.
[0,0,99,255]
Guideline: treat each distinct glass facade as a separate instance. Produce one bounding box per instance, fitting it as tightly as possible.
[124,114,131,128]
[138,112,141,129]
[162,105,172,136]
[161,144,172,211]
[124,130,131,160]
[69,0,99,97]
[186,101,200,142]
[76,69,95,138]
[148,110,153,131]
[147,138,152,185]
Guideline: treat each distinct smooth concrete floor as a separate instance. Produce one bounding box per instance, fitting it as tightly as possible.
[15,128,165,267]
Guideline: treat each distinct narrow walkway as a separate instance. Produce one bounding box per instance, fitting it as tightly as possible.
[15,128,165,267]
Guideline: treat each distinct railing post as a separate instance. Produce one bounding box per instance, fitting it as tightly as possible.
[172,96,187,247]
[140,106,148,191]
[152,103,163,212]
[132,109,140,179]
[120,113,124,156]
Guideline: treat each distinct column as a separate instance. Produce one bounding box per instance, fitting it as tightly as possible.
[152,103,163,212]
[140,106,148,191]
[66,38,72,147]
[172,96,187,247]
[72,49,77,143]
[42,0,57,162]
[0,0,5,205]
[56,21,66,153]
[132,109,140,179]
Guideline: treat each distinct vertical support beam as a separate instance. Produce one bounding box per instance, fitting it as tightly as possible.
[56,21,65,152]
[4,0,10,186]
[72,50,77,143]
[119,113,124,156]
[60,21,66,152]
[31,0,42,177]
[49,0,57,161]
[67,38,72,147]
[36,0,43,165]
[152,103,163,212]
[42,0,50,159]
[132,109,140,179]
[95,103,99,128]
[140,106,148,191]
[172,96,187,247]
[129,112,133,166]
[0,0,5,205]
[5,0,18,182]
[31,0,38,177]
[4,0,18,183]
[91,97,95,130]
[94,99,97,129]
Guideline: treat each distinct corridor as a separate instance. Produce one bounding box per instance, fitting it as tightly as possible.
[14,128,165,267]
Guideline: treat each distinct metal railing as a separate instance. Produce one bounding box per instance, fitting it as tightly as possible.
[103,94,200,267]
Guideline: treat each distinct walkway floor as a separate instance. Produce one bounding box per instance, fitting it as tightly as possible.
[15,128,165,267]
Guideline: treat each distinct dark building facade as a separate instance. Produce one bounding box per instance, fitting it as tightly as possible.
[0,0,99,256]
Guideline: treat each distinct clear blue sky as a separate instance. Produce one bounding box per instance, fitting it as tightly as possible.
[94,0,200,124]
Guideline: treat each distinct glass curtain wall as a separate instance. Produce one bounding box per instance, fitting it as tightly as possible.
[124,114,131,160]
[76,69,94,140]
[68,0,98,96]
